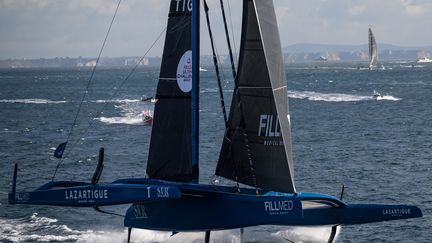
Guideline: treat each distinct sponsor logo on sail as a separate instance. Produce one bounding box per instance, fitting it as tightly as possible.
[175,0,192,12]
[258,114,283,146]
[177,50,192,93]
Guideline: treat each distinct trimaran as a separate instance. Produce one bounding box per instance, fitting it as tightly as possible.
[8,1,422,242]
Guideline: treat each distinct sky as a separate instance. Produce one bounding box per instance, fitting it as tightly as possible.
[0,0,432,59]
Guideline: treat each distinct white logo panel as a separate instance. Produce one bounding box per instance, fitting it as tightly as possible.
[176,50,193,93]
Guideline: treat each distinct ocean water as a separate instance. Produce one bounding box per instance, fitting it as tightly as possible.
[0,61,430,242]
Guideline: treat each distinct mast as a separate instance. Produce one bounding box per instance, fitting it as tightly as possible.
[191,0,200,181]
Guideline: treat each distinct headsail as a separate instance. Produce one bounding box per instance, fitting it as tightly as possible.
[146,0,197,182]
[216,0,295,193]
[368,26,377,69]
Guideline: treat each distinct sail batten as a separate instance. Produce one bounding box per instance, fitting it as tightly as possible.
[216,0,295,193]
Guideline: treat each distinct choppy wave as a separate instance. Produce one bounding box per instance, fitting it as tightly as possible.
[0,215,337,243]
[400,64,425,68]
[0,98,144,104]
[0,98,67,104]
[0,214,238,243]
[273,226,340,243]
[0,213,81,242]
[288,90,400,102]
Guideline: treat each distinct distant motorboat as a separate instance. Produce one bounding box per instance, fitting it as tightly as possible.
[316,56,328,61]
[142,110,153,126]
[140,95,157,103]
[417,57,432,63]
[372,90,383,100]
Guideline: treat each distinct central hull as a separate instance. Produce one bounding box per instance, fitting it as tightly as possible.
[121,179,422,231]
[125,191,302,231]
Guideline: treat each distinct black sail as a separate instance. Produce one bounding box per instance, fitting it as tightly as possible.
[146,0,196,182]
[216,0,295,193]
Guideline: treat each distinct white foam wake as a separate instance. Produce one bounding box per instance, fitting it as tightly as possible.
[95,102,153,126]
[96,116,144,125]
[376,95,400,101]
[93,99,141,103]
[288,90,400,102]
[0,98,66,104]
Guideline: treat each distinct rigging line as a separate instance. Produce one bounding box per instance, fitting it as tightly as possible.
[52,0,122,181]
[59,26,167,171]
[211,23,230,88]
[93,206,125,218]
[219,0,237,79]
[225,0,238,63]
[225,85,258,191]
[236,88,258,192]
[204,0,228,128]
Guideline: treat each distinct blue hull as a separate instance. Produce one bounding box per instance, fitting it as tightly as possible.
[9,177,422,231]
[120,179,422,231]
[124,189,303,231]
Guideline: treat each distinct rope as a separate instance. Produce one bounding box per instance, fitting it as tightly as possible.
[51,26,166,181]
[219,0,237,79]
[222,0,257,191]
[204,0,228,128]
[74,26,166,144]
[225,0,238,64]
[52,0,122,180]
[51,3,167,181]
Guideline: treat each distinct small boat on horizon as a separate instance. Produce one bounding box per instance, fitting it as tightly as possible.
[417,57,432,63]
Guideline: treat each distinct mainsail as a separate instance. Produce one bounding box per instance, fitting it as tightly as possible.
[368,26,377,69]
[146,0,196,182]
[216,0,295,193]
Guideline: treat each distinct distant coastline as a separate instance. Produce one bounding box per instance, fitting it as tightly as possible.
[282,43,432,62]
[1,43,431,68]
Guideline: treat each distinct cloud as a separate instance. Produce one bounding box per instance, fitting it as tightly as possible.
[348,5,367,17]
[401,0,432,16]
[0,0,48,8]
[65,0,131,15]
